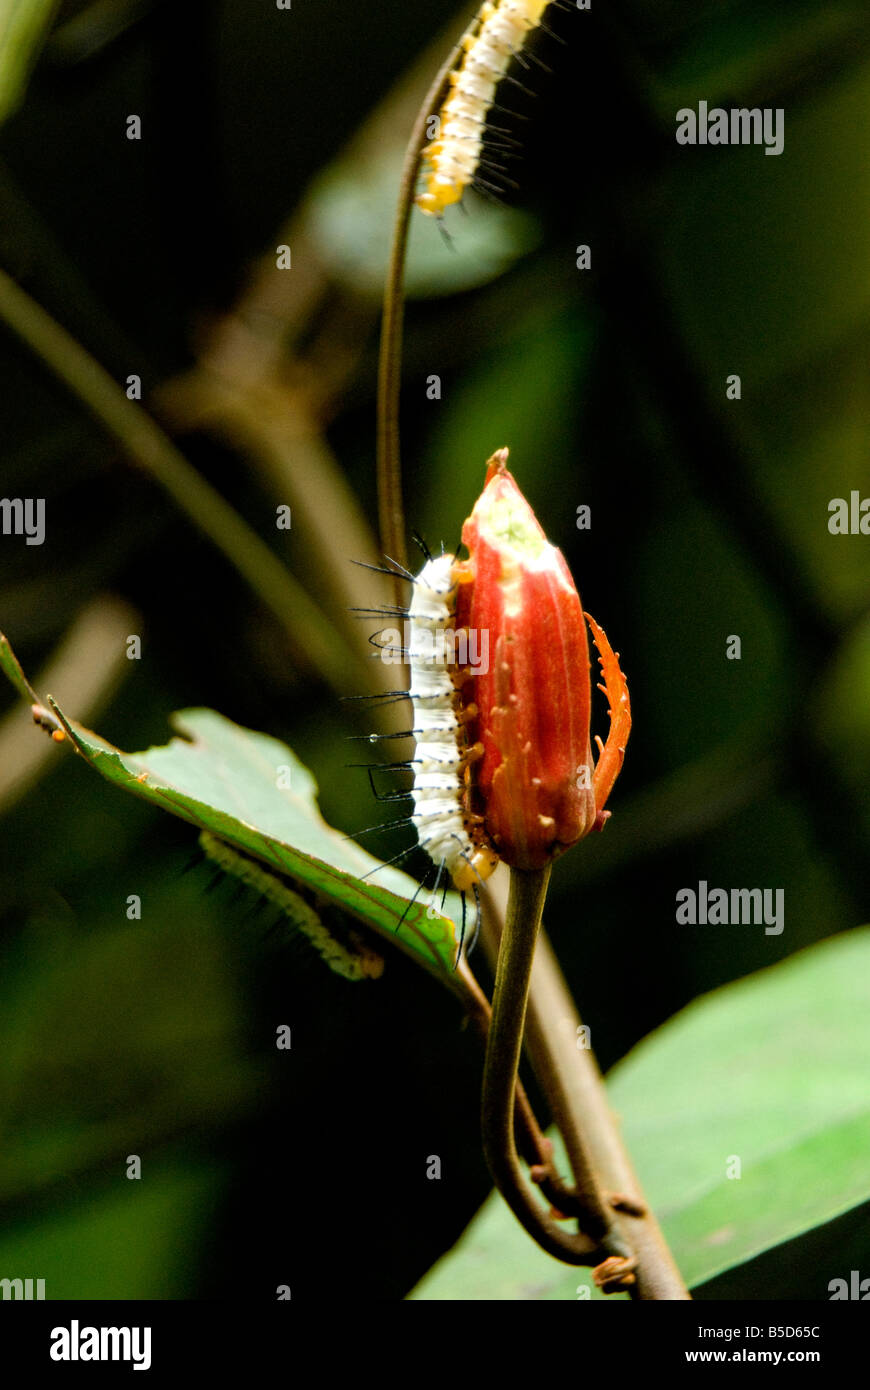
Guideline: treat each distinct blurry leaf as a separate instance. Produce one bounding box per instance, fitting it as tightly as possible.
[47,700,469,993]
[645,56,870,622]
[0,0,57,125]
[0,911,259,1207]
[412,927,870,1298]
[303,156,539,299]
[637,1,869,121]
[634,497,790,766]
[814,612,870,835]
[418,305,592,541]
[0,1158,225,1297]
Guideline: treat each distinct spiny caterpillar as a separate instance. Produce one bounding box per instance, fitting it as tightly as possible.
[416,0,558,219]
[199,831,384,982]
[408,553,498,896]
[361,550,498,958]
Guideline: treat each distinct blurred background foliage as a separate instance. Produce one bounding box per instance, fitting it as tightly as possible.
[0,0,868,1299]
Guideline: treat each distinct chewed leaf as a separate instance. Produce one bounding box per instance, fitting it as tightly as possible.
[45,698,471,995]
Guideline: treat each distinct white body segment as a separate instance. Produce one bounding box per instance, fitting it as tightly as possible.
[417,0,553,217]
[407,554,474,882]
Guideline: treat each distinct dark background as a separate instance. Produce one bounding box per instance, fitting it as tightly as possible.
[1,0,869,1299]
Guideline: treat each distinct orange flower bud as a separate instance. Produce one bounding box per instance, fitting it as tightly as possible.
[455,450,629,870]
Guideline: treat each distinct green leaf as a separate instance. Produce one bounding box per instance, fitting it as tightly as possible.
[46,699,469,993]
[0,628,41,704]
[411,927,870,1298]
[0,0,58,125]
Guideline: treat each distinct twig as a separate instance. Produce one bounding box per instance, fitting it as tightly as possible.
[525,930,691,1299]
[481,865,632,1268]
[376,20,472,583]
[458,957,600,1228]
[480,869,690,1299]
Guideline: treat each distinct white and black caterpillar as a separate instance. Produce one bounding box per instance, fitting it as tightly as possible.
[358,549,498,958]
[406,553,497,895]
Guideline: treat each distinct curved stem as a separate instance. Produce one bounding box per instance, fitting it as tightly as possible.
[479,869,690,1299]
[376,26,468,586]
[481,865,630,1266]
[459,958,597,1228]
[525,931,691,1299]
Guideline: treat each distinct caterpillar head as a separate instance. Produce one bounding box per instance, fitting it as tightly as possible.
[416,178,463,218]
[451,845,499,893]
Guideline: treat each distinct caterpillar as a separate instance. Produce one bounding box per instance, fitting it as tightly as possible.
[199,831,384,982]
[407,553,498,898]
[416,0,558,219]
[360,551,498,961]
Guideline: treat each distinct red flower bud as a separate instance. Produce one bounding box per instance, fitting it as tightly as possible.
[455,450,630,871]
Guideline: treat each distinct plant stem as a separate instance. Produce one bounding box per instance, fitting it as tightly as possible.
[459,959,599,1229]
[480,869,690,1299]
[524,930,691,1299]
[376,24,469,583]
[481,865,632,1267]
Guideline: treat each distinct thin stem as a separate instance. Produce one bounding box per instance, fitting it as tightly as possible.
[481,865,631,1267]
[376,23,469,586]
[525,931,691,1299]
[0,268,361,696]
[459,957,598,1226]
[480,870,690,1299]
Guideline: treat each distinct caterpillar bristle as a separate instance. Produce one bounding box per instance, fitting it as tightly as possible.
[347,730,417,742]
[199,832,383,981]
[394,874,429,934]
[516,44,553,74]
[498,71,538,99]
[358,843,419,879]
[344,815,414,840]
[489,100,530,122]
[411,530,433,562]
[536,17,566,43]
[485,123,525,141]
[346,759,416,771]
[471,177,508,204]
[348,606,408,619]
[476,156,512,176]
[340,692,412,709]
[240,894,267,920]
[350,558,417,584]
